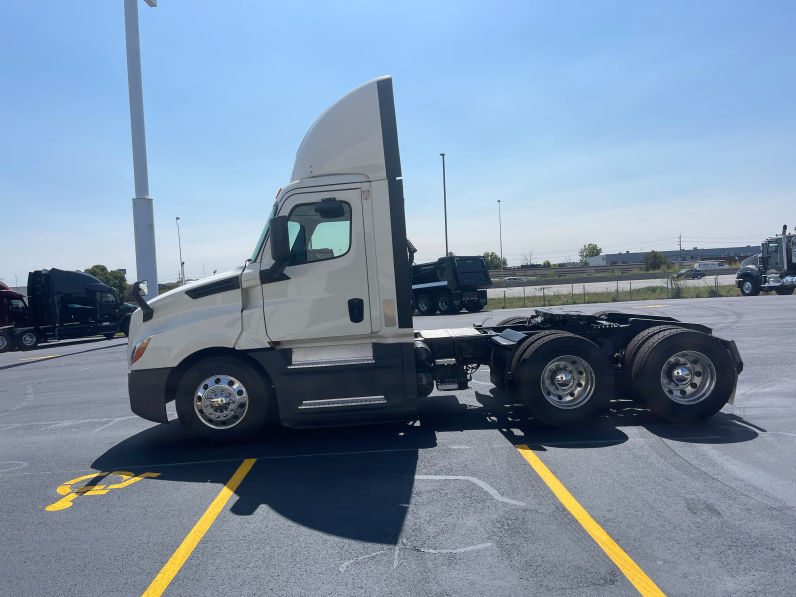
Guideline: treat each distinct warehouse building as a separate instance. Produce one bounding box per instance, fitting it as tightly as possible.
[586,245,756,266]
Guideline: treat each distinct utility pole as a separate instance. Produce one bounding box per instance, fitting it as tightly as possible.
[440,153,449,256]
[176,217,185,285]
[125,0,158,295]
[497,199,504,281]
[679,233,682,262]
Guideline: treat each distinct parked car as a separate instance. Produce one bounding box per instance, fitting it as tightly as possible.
[676,269,705,280]
[503,277,525,282]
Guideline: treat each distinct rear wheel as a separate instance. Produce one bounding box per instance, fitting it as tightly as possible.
[0,330,13,353]
[622,325,682,403]
[14,329,40,351]
[465,303,484,312]
[774,287,794,296]
[739,276,760,296]
[104,333,116,340]
[632,329,735,423]
[436,291,455,314]
[121,318,131,337]
[176,356,269,443]
[514,333,613,427]
[416,293,436,316]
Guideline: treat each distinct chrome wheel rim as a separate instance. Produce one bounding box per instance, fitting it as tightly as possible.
[418,297,429,311]
[20,333,36,347]
[660,350,716,404]
[194,375,249,429]
[438,296,449,311]
[743,280,753,294]
[0,335,7,350]
[541,355,595,409]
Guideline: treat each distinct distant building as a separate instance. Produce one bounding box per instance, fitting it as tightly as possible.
[586,245,756,266]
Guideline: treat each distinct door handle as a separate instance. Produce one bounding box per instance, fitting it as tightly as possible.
[348,298,364,323]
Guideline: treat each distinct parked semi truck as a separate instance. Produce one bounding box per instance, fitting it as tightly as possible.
[1,269,136,351]
[735,225,795,296]
[411,256,490,315]
[127,77,743,443]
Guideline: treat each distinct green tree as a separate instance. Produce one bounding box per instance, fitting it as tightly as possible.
[483,251,507,270]
[643,250,671,272]
[578,243,602,262]
[542,259,552,268]
[84,265,128,299]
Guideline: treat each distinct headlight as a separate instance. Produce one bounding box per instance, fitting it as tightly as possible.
[131,336,153,365]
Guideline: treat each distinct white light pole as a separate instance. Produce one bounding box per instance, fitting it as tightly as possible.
[440,153,449,257]
[125,0,158,295]
[497,199,504,281]
[176,217,185,285]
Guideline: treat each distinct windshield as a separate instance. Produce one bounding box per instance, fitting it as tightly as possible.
[251,202,279,262]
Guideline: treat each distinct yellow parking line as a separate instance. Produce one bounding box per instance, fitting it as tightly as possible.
[515,446,666,597]
[19,355,59,361]
[142,458,257,597]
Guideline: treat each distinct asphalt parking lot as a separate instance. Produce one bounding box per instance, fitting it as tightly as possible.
[1,296,794,597]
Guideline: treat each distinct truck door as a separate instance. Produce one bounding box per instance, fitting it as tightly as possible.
[98,291,123,328]
[261,187,372,342]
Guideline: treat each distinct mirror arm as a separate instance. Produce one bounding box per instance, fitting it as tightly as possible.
[132,281,154,322]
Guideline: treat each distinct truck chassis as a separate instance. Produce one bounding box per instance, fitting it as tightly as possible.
[415,309,742,427]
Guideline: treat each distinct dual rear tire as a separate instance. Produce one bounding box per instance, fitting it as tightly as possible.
[512,332,613,427]
[630,328,735,423]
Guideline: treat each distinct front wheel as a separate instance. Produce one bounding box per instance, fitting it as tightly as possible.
[774,287,794,296]
[176,356,269,443]
[739,276,760,296]
[14,329,40,351]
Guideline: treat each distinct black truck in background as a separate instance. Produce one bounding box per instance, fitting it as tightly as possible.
[411,256,491,315]
[2,269,136,351]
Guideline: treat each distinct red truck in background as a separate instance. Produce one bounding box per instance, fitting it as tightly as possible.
[0,282,29,352]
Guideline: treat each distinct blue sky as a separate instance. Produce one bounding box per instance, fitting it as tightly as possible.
[1,0,794,285]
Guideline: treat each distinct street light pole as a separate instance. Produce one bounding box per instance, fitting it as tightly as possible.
[440,153,448,257]
[176,217,185,285]
[497,199,504,281]
[124,0,158,295]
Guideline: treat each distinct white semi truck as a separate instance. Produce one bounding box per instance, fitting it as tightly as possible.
[127,77,743,443]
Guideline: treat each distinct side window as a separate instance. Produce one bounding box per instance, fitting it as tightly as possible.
[9,299,26,313]
[768,242,779,254]
[286,201,351,266]
[99,292,118,305]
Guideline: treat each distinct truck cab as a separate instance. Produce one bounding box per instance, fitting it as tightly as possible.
[736,226,795,296]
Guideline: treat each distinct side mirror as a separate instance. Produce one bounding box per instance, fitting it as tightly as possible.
[262,216,291,283]
[132,281,154,322]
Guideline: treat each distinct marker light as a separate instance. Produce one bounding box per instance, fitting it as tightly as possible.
[131,337,152,365]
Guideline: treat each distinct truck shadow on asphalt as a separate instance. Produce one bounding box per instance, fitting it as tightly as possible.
[90,389,761,544]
